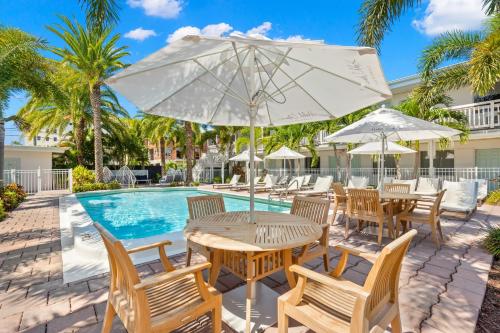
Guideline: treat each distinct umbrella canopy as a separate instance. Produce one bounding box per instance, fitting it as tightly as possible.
[348,141,416,155]
[326,107,460,187]
[229,150,263,162]
[325,107,461,143]
[264,146,305,160]
[107,35,391,221]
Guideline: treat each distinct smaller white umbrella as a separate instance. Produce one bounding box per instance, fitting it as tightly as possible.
[264,146,305,175]
[348,141,416,155]
[229,150,263,162]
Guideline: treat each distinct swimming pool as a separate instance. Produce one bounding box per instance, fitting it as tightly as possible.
[78,189,289,240]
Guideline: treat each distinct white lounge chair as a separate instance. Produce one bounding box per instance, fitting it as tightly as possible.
[393,179,417,193]
[415,177,440,196]
[253,174,279,192]
[347,176,369,189]
[232,176,262,191]
[459,178,488,203]
[212,174,241,189]
[382,176,394,184]
[441,180,478,220]
[301,175,313,189]
[268,176,305,199]
[295,176,333,197]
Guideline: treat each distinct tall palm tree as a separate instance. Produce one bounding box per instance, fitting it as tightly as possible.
[0,27,52,184]
[141,114,176,175]
[48,17,128,181]
[79,0,120,33]
[357,0,499,49]
[184,121,195,184]
[419,14,500,97]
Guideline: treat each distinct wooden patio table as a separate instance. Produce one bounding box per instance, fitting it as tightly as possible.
[184,211,323,333]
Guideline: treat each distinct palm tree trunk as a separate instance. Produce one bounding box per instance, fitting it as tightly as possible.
[413,141,420,178]
[90,83,104,182]
[159,137,166,176]
[75,117,86,166]
[0,118,5,186]
[185,121,194,184]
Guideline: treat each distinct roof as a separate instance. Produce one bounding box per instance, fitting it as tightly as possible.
[5,145,68,154]
[388,62,467,91]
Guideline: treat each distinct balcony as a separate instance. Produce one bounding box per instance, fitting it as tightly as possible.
[450,98,500,130]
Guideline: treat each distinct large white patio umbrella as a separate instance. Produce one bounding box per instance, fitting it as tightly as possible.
[326,107,460,186]
[107,35,392,221]
[229,149,263,162]
[264,146,305,175]
[348,141,416,155]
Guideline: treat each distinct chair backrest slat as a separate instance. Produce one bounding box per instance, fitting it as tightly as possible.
[383,183,410,194]
[347,189,382,218]
[291,196,330,225]
[187,195,226,220]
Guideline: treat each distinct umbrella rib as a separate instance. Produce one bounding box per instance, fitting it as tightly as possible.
[107,45,245,82]
[267,67,314,99]
[262,47,391,97]
[253,47,292,105]
[193,59,249,104]
[207,48,252,124]
[195,77,249,105]
[145,51,244,113]
[232,42,251,100]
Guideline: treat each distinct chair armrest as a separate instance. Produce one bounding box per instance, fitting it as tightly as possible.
[134,262,211,290]
[127,240,172,254]
[289,265,368,298]
[381,201,391,207]
[335,244,378,263]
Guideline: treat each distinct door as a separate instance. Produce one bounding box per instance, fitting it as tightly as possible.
[476,148,500,167]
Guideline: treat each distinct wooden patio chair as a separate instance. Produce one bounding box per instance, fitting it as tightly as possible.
[278,229,417,333]
[331,182,347,224]
[94,223,222,333]
[383,183,412,216]
[345,189,393,245]
[396,190,446,247]
[290,196,331,271]
[186,195,225,267]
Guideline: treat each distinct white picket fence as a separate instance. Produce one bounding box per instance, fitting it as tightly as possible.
[3,169,72,194]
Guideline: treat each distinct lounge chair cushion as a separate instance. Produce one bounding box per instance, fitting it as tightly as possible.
[347,176,369,189]
[441,181,478,212]
[415,177,439,195]
[393,179,417,192]
[312,176,333,191]
[459,178,488,201]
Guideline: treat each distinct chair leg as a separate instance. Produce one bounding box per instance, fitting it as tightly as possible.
[391,312,402,333]
[344,217,351,239]
[431,222,440,248]
[437,219,444,241]
[395,216,401,237]
[186,246,192,267]
[102,302,116,333]
[323,251,329,272]
[212,296,222,333]
[332,205,338,225]
[277,298,289,333]
[377,222,383,245]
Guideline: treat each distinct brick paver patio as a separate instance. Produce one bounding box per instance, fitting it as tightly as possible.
[0,190,497,333]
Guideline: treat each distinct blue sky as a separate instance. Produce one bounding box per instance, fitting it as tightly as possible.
[1,0,488,143]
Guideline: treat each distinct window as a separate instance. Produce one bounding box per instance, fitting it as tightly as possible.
[305,157,320,169]
[372,155,396,169]
[53,137,57,142]
[420,150,454,168]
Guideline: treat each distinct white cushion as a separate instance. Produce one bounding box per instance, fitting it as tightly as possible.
[459,178,488,200]
[382,177,394,184]
[313,176,333,191]
[442,181,478,212]
[393,179,417,192]
[302,175,312,186]
[416,177,439,195]
[348,176,369,189]
[289,176,304,190]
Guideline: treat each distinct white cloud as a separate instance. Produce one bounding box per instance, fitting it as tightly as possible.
[167,23,233,43]
[281,35,309,42]
[246,22,272,38]
[127,0,182,19]
[124,27,157,41]
[412,0,487,36]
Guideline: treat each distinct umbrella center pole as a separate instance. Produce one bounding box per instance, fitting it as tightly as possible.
[249,105,257,223]
[378,133,386,190]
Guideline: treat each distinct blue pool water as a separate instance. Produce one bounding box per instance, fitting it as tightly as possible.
[78,189,289,240]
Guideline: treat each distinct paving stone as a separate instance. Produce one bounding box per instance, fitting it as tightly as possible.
[0,312,22,333]
[46,305,97,333]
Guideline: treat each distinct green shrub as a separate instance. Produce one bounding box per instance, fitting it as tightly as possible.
[0,199,6,220]
[73,181,121,193]
[484,227,500,258]
[191,181,200,186]
[213,176,222,184]
[2,190,18,210]
[73,165,95,188]
[486,189,500,205]
[3,183,27,202]
[225,176,232,183]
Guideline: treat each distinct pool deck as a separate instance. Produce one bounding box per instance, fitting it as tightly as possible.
[0,189,497,333]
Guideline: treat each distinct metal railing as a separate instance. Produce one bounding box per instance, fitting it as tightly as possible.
[450,98,500,130]
[3,168,72,194]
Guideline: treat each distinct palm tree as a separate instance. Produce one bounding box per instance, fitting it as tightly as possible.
[0,27,52,184]
[79,0,120,33]
[48,17,128,181]
[184,121,195,184]
[140,114,176,176]
[357,0,499,49]
[395,94,470,176]
[419,14,500,97]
